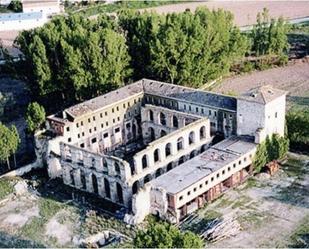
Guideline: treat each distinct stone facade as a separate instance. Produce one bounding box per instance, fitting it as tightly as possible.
[43,79,287,224]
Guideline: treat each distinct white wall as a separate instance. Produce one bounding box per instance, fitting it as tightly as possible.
[237,99,265,137]
[264,95,286,137]
[0,16,47,31]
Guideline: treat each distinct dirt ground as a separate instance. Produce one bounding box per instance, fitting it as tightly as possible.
[180,152,309,248]
[213,61,309,109]
[146,1,309,27]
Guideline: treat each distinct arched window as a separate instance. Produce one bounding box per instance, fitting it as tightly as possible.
[149,127,155,141]
[173,116,178,128]
[149,110,154,121]
[179,156,186,165]
[200,126,206,139]
[165,143,172,157]
[177,137,184,151]
[155,168,163,178]
[154,149,160,162]
[160,130,167,137]
[80,170,86,190]
[144,174,152,184]
[167,162,173,171]
[142,155,148,169]
[104,178,111,198]
[189,131,195,145]
[160,112,166,125]
[92,174,98,194]
[115,162,121,174]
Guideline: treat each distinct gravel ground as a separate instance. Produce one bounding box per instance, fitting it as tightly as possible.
[146,1,309,27]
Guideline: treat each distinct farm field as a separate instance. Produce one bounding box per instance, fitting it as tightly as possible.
[213,61,309,110]
[146,1,309,27]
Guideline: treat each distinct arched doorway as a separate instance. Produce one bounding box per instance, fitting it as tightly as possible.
[92,174,98,194]
[144,174,152,184]
[104,178,111,199]
[132,180,140,195]
[116,182,124,204]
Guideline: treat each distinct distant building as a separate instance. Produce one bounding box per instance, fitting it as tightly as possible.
[0,12,47,31]
[22,0,63,16]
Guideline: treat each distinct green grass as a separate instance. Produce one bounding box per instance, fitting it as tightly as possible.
[281,155,308,177]
[288,215,309,248]
[238,211,272,229]
[231,195,252,209]
[214,196,234,209]
[0,178,14,200]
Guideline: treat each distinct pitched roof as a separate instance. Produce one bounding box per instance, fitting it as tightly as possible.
[239,85,287,104]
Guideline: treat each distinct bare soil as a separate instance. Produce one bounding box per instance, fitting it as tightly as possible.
[181,153,309,248]
[213,61,309,109]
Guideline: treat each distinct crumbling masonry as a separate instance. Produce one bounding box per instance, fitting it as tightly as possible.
[43,79,287,224]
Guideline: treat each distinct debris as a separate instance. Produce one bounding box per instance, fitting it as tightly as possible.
[13,181,28,196]
[201,216,241,243]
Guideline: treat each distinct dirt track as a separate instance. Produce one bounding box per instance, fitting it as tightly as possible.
[146,1,309,27]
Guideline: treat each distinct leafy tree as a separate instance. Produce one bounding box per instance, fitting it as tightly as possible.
[254,134,289,172]
[26,102,46,133]
[253,140,268,172]
[119,8,248,86]
[251,8,290,56]
[134,221,203,248]
[15,14,131,107]
[0,123,20,169]
[8,0,22,12]
[286,109,309,151]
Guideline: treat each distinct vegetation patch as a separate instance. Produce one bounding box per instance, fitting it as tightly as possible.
[237,211,272,229]
[231,195,253,210]
[288,215,309,248]
[0,178,14,200]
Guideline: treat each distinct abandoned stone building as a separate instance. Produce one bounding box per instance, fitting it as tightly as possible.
[44,79,286,224]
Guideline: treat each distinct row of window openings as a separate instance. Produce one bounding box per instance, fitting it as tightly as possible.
[71,102,141,129]
[146,96,177,108]
[68,126,121,143]
[179,155,251,201]
[183,105,233,119]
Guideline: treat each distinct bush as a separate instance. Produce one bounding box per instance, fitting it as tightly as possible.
[26,102,46,133]
[253,134,289,172]
[134,221,204,248]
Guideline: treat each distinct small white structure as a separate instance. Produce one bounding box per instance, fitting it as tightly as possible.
[0,12,47,31]
[22,0,63,16]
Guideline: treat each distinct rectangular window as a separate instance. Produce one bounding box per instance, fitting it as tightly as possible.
[103,132,108,138]
[91,137,97,143]
[184,105,187,110]
[117,117,120,121]
[100,113,103,118]
[112,108,114,113]
[113,119,115,123]
[179,196,183,201]
[76,123,79,128]
[189,106,192,111]
[89,129,92,133]
[116,106,119,111]
[209,110,212,115]
[78,134,80,138]
[82,132,85,136]
[275,112,278,118]
[101,123,104,128]
[224,113,227,118]
[214,111,217,117]
[81,121,83,126]
[201,109,204,114]
[196,107,199,113]
[68,137,71,142]
[93,116,95,121]
[115,127,120,133]
[106,122,109,126]
[123,103,126,108]
[105,111,108,116]
[80,143,85,148]
[88,118,91,123]
[66,127,70,132]
[94,127,97,131]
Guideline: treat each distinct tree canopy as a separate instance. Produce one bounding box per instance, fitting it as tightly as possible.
[15,15,131,106]
[26,102,46,133]
[119,8,248,87]
[134,221,204,248]
[0,123,20,169]
[250,8,290,56]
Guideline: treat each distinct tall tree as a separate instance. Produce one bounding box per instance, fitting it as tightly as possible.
[0,123,20,169]
[26,102,46,133]
[251,8,289,56]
